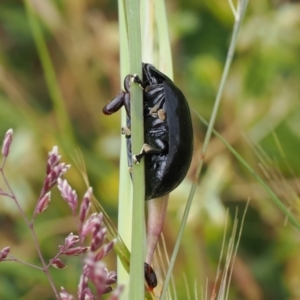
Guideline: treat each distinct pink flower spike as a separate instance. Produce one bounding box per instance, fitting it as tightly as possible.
[84,252,96,267]
[2,129,13,157]
[64,233,80,248]
[79,187,93,223]
[60,287,75,300]
[94,248,105,261]
[36,192,51,214]
[50,258,66,269]
[82,288,96,300]
[62,246,89,256]
[89,261,108,295]
[84,253,116,296]
[44,163,70,192]
[78,265,89,300]
[0,246,10,262]
[106,271,117,285]
[54,163,71,178]
[47,146,61,174]
[103,286,113,294]
[91,227,106,252]
[81,213,99,239]
[93,239,115,262]
[57,179,78,211]
[102,239,116,257]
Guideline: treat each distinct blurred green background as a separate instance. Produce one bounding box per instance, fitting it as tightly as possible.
[1,0,300,299]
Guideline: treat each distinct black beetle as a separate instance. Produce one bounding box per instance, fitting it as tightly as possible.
[103,63,193,290]
[103,63,193,200]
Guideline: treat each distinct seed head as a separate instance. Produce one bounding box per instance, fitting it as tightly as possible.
[57,179,78,211]
[1,129,13,157]
[0,246,10,262]
[36,192,51,214]
[46,146,61,174]
[79,187,92,223]
[50,258,66,269]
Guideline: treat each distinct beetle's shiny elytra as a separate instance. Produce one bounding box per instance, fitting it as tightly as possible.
[103,63,193,200]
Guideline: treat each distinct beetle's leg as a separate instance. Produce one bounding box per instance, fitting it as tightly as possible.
[144,84,166,118]
[157,109,166,121]
[125,73,146,90]
[149,107,166,121]
[132,145,147,164]
[133,139,168,164]
[121,126,131,138]
[132,74,144,87]
[148,97,164,117]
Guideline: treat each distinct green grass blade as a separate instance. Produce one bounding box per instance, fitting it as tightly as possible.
[124,0,145,298]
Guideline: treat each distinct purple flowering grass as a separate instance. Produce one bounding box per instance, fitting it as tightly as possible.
[0,129,121,300]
